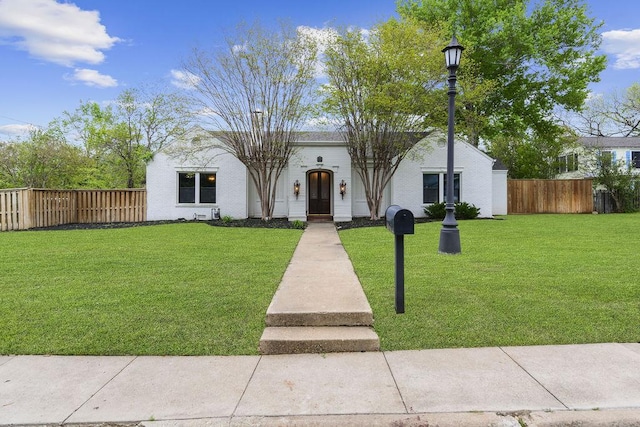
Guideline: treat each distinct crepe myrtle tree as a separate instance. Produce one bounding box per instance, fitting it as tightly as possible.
[322,19,445,219]
[182,21,318,221]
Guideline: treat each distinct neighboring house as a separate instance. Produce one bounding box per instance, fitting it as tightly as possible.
[146,131,508,222]
[556,137,640,179]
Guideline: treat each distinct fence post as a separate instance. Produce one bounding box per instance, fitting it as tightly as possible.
[22,188,33,230]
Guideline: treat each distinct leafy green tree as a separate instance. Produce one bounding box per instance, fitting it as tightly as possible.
[399,0,607,171]
[181,21,318,220]
[65,87,192,188]
[488,129,578,179]
[0,141,18,188]
[322,19,445,219]
[0,127,89,188]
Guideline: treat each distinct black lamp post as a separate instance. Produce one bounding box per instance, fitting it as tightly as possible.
[438,36,464,255]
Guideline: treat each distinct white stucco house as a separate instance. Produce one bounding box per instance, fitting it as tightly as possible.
[146,131,508,222]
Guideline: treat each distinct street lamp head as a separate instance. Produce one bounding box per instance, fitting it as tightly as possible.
[442,35,464,70]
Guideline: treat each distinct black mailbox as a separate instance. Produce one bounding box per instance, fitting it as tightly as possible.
[385,205,415,235]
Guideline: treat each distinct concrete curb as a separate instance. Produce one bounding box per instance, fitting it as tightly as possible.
[136,409,640,427]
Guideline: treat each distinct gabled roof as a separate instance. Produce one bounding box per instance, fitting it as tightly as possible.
[578,136,640,149]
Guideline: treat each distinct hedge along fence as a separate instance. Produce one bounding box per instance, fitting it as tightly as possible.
[508,179,593,214]
[0,188,146,231]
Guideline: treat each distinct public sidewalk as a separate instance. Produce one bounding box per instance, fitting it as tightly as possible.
[2,223,640,426]
[2,344,640,426]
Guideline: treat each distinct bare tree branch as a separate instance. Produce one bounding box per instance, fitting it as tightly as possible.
[182,21,318,220]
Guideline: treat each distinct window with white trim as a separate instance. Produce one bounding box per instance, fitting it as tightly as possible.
[178,172,216,204]
[423,173,460,204]
[600,150,613,168]
[632,151,640,168]
[557,153,579,173]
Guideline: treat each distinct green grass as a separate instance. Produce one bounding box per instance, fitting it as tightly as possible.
[339,214,640,350]
[3,215,639,355]
[0,223,302,355]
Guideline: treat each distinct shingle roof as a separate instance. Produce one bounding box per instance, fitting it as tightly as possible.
[492,158,508,170]
[578,136,640,149]
[294,131,344,142]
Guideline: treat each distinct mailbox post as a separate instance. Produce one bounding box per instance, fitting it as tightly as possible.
[385,205,414,314]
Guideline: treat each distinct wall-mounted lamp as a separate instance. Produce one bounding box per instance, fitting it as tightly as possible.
[293,180,300,199]
[339,180,347,199]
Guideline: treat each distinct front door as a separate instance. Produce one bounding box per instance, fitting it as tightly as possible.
[308,171,331,215]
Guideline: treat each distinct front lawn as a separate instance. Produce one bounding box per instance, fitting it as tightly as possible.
[339,214,640,350]
[3,215,638,356]
[0,223,302,355]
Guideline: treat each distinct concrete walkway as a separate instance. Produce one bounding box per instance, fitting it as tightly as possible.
[260,222,379,354]
[2,223,640,426]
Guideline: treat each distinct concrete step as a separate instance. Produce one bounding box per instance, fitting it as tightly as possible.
[259,326,380,355]
[265,310,373,327]
[265,262,375,327]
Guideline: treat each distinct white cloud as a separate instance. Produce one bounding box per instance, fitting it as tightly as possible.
[170,69,201,90]
[66,68,118,87]
[585,91,604,102]
[297,26,338,78]
[0,124,35,137]
[297,26,337,49]
[232,43,247,54]
[602,29,640,69]
[195,107,220,118]
[0,0,120,67]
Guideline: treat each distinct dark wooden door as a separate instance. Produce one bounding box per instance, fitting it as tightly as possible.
[308,171,331,214]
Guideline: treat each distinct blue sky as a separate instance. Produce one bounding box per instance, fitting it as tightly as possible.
[1,0,639,138]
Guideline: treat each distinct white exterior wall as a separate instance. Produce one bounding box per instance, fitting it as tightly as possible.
[288,144,353,222]
[391,138,495,218]
[601,148,640,173]
[147,133,505,221]
[146,148,248,221]
[492,170,508,215]
[247,170,288,219]
[350,169,391,218]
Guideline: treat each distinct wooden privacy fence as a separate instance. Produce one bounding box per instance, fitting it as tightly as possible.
[508,179,593,214]
[0,188,146,231]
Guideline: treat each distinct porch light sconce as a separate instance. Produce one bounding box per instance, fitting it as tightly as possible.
[293,180,300,199]
[339,180,347,199]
